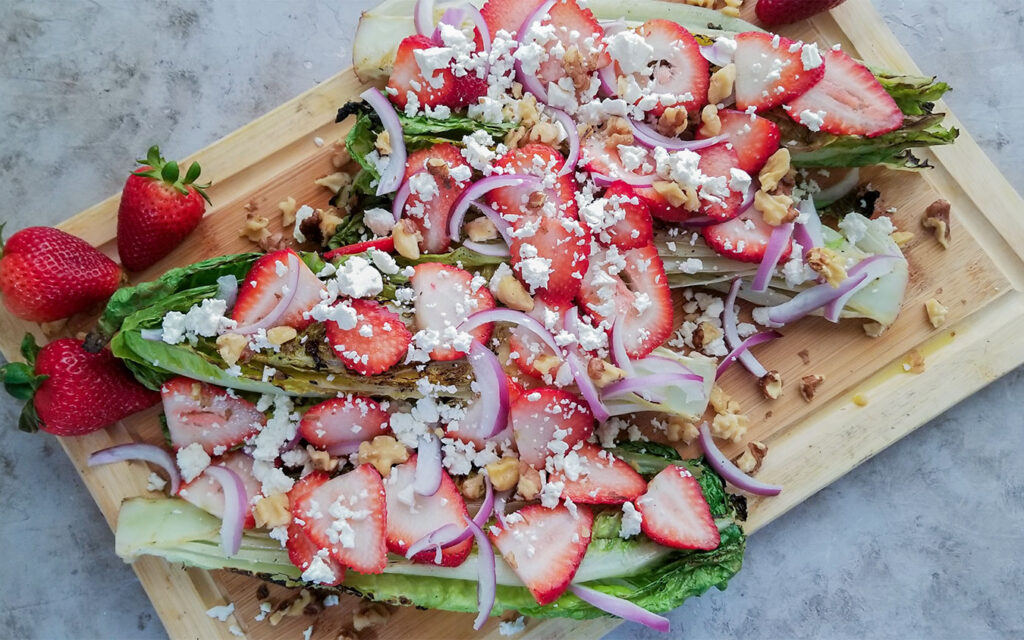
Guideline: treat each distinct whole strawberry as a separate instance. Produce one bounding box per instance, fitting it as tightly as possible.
[0,335,159,435]
[117,145,210,271]
[756,0,846,25]
[0,226,123,322]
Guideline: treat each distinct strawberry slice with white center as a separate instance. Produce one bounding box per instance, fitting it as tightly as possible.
[410,262,495,361]
[488,503,593,605]
[595,182,654,251]
[578,244,673,359]
[386,34,457,111]
[581,132,657,187]
[403,143,473,254]
[480,0,544,37]
[734,31,826,112]
[510,387,594,469]
[177,450,263,528]
[487,144,579,223]
[296,465,388,574]
[702,207,793,263]
[161,377,265,455]
[527,0,609,100]
[287,472,345,585]
[508,298,566,380]
[549,442,647,505]
[697,109,781,174]
[232,248,326,331]
[383,455,473,567]
[694,143,746,222]
[636,464,720,550]
[785,48,903,137]
[324,298,412,376]
[299,395,391,455]
[611,20,708,117]
[446,375,519,449]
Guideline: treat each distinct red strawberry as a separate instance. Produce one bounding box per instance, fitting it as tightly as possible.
[528,1,609,98]
[550,442,647,505]
[231,249,326,331]
[733,32,826,112]
[0,336,158,435]
[177,451,263,528]
[403,144,473,254]
[0,226,122,323]
[446,373,517,449]
[636,464,720,550]
[581,135,657,191]
[480,0,544,37]
[702,207,793,263]
[699,109,781,174]
[696,143,746,222]
[387,34,457,111]
[596,183,654,251]
[786,48,903,138]
[619,20,708,117]
[488,503,593,605]
[160,377,265,454]
[510,387,594,469]
[578,244,673,359]
[755,0,847,26]
[297,465,388,574]
[323,237,395,260]
[383,455,473,567]
[508,298,565,380]
[299,395,391,455]
[324,299,412,376]
[117,146,210,272]
[287,472,345,585]
[488,144,579,222]
[410,262,495,361]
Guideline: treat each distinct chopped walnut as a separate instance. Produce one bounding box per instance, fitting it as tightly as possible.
[465,216,499,242]
[710,411,749,443]
[270,590,313,626]
[707,63,736,106]
[862,322,886,338]
[253,493,291,528]
[891,230,914,247]
[653,180,700,211]
[692,321,723,351]
[426,158,449,182]
[800,374,824,402]
[805,247,848,287]
[517,462,542,500]
[357,436,409,477]
[922,199,951,249]
[588,357,626,388]
[924,297,948,328]
[656,106,689,137]
[561,44,593,91]
[754,189,796,226]
[720,0,743,18]
[279,196,298,226]
[461,473,486,499]
[604,116,635,148]
[709,385,740,415]
[216,333,248,367]
[531,353,562,377]
[698,104,722,137]
[504,125,527,148]
[353,603,391,632]
[374,130,392,155]
[526,191,548,210]
[392,219,422,259]
[486,457,521,492]
[517,93,541,128]
[494,274,535,312]
[241,211,272,244]
[732,441,767,475]
[331,144,352,169]
[902,349,925,374]
[307,445,339,472]
[315,171,353,195]
[266,326,298,345]
[528,120,563,146]
[758,148,791,192]
[759,370,783,400]
[797,349,811,365]
[665,415,699,444]
[318,208,345,242]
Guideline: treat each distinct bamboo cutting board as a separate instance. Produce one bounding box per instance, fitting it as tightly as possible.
[2,0,1024,638]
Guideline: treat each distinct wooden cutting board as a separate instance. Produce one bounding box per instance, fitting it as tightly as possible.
[2,0,1024,638]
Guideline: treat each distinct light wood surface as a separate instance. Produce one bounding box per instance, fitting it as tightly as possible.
[2,1,1023,638]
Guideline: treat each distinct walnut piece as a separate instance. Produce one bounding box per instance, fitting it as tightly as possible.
[698,104,722,137]
[732,441,767,474]
[653,180,699,211]
[925,297,948,328]
[461,473,486,499]
[216,333,248,367]
[891,230,914,247]
[331,144,352,169]
[692,321,723,351]
[353,603,391,632]
[465,216,499,242]
[759,148,791,192]
[240,211,272,244]
[656,106,689,137]
[754,189,796,226]
[527,120,562,146]
[587,357,626,388]
[862,322,886,338]
[805,247,848,287]
[392,219,422,259]
[315,171,352,195]
[266,326,298,345]
[800,374,824,402]
[759,370,783,400]
[922,199,951,249]
[494,274,535,312]
[665,415,699,444]
[375,130,392,155]
[358,436,409,477]
[270,589,313,626]
[707,64,736,106]
[253,493,291,528]
[517,462,542,500]
[279,196,298,226]
[711,411,749,443]
[486,457,521,492]
[307,445,339,472]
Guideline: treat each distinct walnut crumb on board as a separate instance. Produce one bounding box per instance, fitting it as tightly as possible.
[353,603,391,631]
[800,375,824,401]
[797,349,810,365]
[759,370,783,400]
[922,199,951,248]
[732,441,767,474]
[279,196,298,226]
[862,322,886,338]
[925,298,949,328]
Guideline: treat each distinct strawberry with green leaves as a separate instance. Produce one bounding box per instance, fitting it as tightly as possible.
[117,145,211,272]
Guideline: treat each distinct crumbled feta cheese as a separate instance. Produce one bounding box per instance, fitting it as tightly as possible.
[620,501,642,538]
[205,603,235,622]
[499,616,527,636]
[364,207,395,237]
[176,443,210,483]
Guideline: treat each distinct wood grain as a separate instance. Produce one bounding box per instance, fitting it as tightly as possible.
[2,1,1023,639]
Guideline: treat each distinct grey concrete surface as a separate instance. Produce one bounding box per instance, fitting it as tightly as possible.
[0,1,1022,638]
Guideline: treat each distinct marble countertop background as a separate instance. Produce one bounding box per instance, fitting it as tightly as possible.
[1,1,1022,638]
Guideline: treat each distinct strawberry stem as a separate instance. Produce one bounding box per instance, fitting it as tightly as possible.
[131,145,212,204]
[0,335,47,433]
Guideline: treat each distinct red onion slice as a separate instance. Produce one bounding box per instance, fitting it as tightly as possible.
[468,340,511,438]
[546,108,580,175]
[414,434,443,497]
[459,308,561,356]
[609,321,635,376]
[414,0,435,36]
[715,330,781,379]
[566,351,610,422]
[433,4,492,57]
[325,440,363,457]
[602,372,703,400]
[627,118,727,152]
[200,465,248,555]
[598,63,619,97]
[812,167,860,207]
[406,476,495,559]
[88,443,181,495]
[763,272,869,327]
[698,422,782,496]
[232,253,301,334]
[751,222,794,293]
[448,174,538,241]
[462,240,510,257]
[634,355,696,377]
[470,201,512,244]
[569,584,670,632]
[513,0,557,102]
[793,199,824,254]
[361,87,407,197]
[723,278,768,378]
[699,41,734,68]
[823,255,900,322]
[590,170,657,188]
[391,175,415,222]
[464,513,496,630]
[493,489,512,528]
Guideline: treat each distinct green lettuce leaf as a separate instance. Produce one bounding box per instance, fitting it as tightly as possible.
[871,68,952,116]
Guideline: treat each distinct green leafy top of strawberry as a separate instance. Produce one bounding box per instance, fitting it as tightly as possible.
[0,334,48,432]
[132,145,211,205]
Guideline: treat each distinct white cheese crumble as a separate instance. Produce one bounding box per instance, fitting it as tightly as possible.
[205,603,235,622]
[620,501,643,538]
[176,443,210,483]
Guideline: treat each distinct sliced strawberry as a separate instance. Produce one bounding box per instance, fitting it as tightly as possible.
[298,465,388,574]
[702,207,793,263]
[597,183,654,251]
[508,214,590,305]
[615,20,708,117]
[786,48,903,138]
[696,143,746,222]
[480,0,545,37]
[410,262,495,361]
[403,144,472,254]
[488,144,578,221]
[287,472,345,585]
[383,455,473,567]
[636,464,720,550]
[232,249,326,330]
[446,374,517,449]
[733,32,826,112]
[508,298,565,380]
[578,244,673,359]
[324,299,412,376]
[161,377,265,455]
[488,503,593,605]
[510,387,594,469]
[581,134,657,189]
[550,442,646,505]
[177,451,263,528]
[299,395,391,454]
[323,237,395,260]
[386,34,457,111]
[530,1,609,97]
[699,109,781,174]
